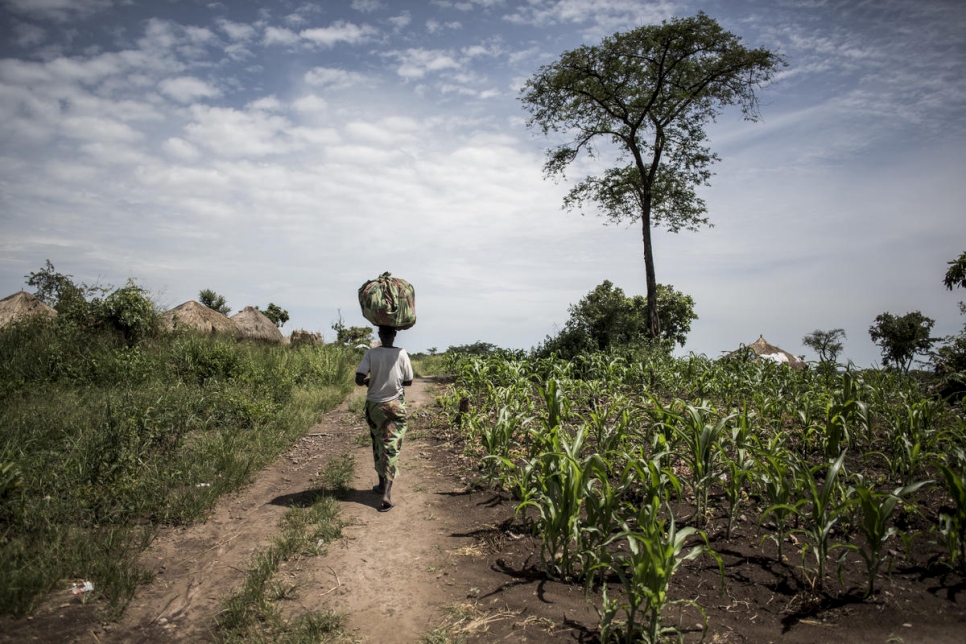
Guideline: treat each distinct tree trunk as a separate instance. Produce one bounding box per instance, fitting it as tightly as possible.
[640,201,661,340]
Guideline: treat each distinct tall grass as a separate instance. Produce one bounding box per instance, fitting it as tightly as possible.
[0,317,357,617]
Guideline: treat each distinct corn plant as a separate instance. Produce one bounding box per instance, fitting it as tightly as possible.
[851,479,931,597]
[672,402,734,520]
[579,459,636,584]
[789,452,853,590]
[582,395,633,457]
[881,396,944,485]
[477,405,531,487]
[757,439,797,563]
[722,453,755,540]
[938,451,966,575]
[593,496,719,644]
[516,425,600,580]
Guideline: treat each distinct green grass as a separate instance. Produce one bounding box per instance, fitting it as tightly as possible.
[411,354,450,378]
[216,455,355,644]
[0,318,357,618]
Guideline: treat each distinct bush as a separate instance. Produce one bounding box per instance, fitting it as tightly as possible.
[96,280,160,345]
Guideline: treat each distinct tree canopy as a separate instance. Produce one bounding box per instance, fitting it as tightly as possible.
[944,250,966,291]
[260,303,290,328]
[198,289,230,316]
[538,280,696,359]
[802,328,846,364]
[868,311,935,373]
[521,12,781,339]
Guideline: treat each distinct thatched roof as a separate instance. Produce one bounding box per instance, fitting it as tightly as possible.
[161,300,240,336]
[231,306,283,343]
[726,335,805,370]
[290,329,322,346]
[0,291,57,328]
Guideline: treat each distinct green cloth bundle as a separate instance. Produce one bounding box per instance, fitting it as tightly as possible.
[358,272,416,330]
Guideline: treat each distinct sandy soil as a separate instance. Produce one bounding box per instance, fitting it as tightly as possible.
[3,376,965,643]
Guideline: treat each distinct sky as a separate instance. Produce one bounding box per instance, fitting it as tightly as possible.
[1,0,964,367]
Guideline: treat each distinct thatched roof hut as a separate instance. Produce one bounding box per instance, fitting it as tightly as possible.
[0,291,57,328]
[161,300,240,337]
[290,329,322,346]
[725,335,805,370]
[231,306,283,343]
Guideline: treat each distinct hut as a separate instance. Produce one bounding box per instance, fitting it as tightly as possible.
[290,329,322,347]
[0,291,57,328]
[231,306,284,343]
[161,300,240,337]
[725,335,805,370]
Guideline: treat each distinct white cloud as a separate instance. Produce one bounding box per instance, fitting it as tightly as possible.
[386,48,462,78]
[162,137,201,160]
[291,94,328,113]
[248,96,283,112]
[351,0,384,13]
[426,19,462,33]
[299,21,378,47]
[216,18,257,41]
[263,26,300,46]
[60,114,143,142]
[157,76,220,104]
[388,12,411,30]
[344,117,421,146]
[502,0,676,35]
[3,0,113,21]
[183,105,303,158]
[303,66,368,89]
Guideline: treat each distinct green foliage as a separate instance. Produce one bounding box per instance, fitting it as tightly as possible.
[0,314,356,616]
[447,341,501,356]
[537,281,696,358]
[596,497,717,644]
[521,13,781,338]
[944,250,966,291]
[199,288,231,315]
[938,452,966,575]
[331,319,372,347]
[443,347,963,639]
[935,252,966,385]
[851,479,931,597]
[24,260,99,313]
[802,328,846,364]
[22,262,164,348]
[97,280,161,344]
[869,311,935,373]
[260,303,290,328]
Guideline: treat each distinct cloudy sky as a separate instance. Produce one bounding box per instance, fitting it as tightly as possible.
[1,0,964,366]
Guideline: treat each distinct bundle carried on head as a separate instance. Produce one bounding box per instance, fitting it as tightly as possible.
[358,272,416,330]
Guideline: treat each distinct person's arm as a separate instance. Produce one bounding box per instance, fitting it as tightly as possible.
[355,350,371,387]
[401,350,413,387]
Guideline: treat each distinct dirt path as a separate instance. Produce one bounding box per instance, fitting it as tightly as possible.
[107,376,472,643]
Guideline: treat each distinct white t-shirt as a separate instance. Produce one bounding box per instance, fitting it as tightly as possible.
[357,347,413,403]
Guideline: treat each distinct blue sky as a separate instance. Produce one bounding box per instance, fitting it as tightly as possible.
[1,0,964,366]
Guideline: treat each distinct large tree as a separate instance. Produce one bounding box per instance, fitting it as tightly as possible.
[521,13,781,338]
[868,311,935,373]
[802,328,846,364]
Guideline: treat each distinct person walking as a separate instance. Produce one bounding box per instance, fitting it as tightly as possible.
[355,326,413,512]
